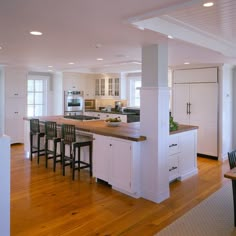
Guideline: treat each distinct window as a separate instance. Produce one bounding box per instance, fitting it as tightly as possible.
[129,78,141,107]
[27,76,47,116]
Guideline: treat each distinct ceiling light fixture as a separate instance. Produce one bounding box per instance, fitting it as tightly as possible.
[97,58,103,61]
[203,2,214,7]
[0,46,2,50]
[30,31,43,36]
[184,62,190,65]
[48,65,53,68]
[168,35,174,39]
[68,62,75,65]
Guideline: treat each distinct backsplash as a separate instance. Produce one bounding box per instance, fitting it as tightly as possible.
[96,99,127,109]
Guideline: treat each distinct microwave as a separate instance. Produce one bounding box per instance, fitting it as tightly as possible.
[85,99,96,110]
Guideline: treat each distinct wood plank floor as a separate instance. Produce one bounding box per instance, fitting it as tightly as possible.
[11,144,230,236]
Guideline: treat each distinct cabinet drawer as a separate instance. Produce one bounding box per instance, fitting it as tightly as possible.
[168,154,180,182]
[169,135,180,155]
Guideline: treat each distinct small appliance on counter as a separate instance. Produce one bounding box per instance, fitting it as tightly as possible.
[114,101,122,111]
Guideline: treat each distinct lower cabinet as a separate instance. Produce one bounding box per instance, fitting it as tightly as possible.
[93,134,140,198]
[168,129,198,182]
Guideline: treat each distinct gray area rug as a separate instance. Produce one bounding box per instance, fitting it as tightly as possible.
[155,182,236,236]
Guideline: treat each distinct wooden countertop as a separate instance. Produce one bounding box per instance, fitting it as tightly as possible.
[224,167,236,180]
[24,116,146,142]
[170,124,198,135]
[24,116,198,141]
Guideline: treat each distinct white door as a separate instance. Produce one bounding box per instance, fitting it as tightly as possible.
[190,83,218,156]
[172,83,190,124]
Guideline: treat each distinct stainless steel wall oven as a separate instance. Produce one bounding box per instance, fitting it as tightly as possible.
[64,90,84,115]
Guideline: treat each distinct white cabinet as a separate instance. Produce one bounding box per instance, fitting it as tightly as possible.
[4,68,27,144]
[5,98,26,144]
[93,134,140,198]
[93,134,111,182]
[168,129,198,182]
[95,75,125,99]
[172,67,218,157]
[5,69,27,97]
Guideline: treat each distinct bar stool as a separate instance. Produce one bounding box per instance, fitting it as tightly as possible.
[30,118,45,163]
[45,121,62,171]
[61,124,93,180]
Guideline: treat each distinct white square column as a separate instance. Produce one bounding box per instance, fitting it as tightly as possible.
[140,44,170,203]
[0,135,10,236]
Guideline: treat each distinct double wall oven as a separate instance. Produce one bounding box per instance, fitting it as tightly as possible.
[64,90,84,115]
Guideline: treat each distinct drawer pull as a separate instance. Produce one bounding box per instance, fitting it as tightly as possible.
[169,166,178,171]
[169,143,177,148]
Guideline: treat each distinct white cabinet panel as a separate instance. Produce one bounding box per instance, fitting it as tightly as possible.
[110,138,132,193]
[173,67,217,83]
[172,82,218,157]
[93,134,140,198]
[5,98,26,143]
[168,130,198,182]
[5,68,27,97]
[93,134,111,182]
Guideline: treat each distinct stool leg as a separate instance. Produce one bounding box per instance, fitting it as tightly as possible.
[89,144,92,176]
[30,133,33,161]
[72,146,76,180]
[45,139,48,168]
[62,143,65,176]
[53,140,57,172]
[37,134,40,164]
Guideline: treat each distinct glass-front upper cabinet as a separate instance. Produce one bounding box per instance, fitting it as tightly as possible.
[95,75,122,98]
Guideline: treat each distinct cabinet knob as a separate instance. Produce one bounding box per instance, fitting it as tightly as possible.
[109,144,112,147]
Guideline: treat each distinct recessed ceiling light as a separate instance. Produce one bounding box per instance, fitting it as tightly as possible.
[0,46,2,50]
[184,62,190,65]
[30,31,43,36]
[203,2,214,7]
[48,69,53,72]
[48,65,53,68]
[97,58,103,61]
[168,35,174,39]
[68,62,75,65]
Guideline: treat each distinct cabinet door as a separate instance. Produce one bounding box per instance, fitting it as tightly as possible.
[5,69,27,97]
[179,131,197,179]
[5,98,26,143]
[93,134,111,182]
[110,138,132,193]
[190,83,218,156]
[172,84,190,124]
[168,154,180,182]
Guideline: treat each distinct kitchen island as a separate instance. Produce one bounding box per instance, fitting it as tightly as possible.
[24,116,198,199]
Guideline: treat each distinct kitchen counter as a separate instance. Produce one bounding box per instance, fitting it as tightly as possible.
[24,116,146,142]
[24,116,198,141]
[170,124,198,135]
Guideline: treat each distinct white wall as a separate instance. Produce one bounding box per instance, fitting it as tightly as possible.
[0,68,4,135]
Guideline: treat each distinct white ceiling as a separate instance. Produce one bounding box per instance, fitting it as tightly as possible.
[0,0,236,73]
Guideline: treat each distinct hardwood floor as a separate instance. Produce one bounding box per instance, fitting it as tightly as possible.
[11,144,230,236]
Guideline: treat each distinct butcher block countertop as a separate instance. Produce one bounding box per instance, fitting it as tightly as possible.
[24,116,146,142]
[24,116,198,142]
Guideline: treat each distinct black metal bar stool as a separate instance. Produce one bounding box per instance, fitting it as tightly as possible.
[61,124,93,180]
[30,118,45,163]
[45,121,62,171]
